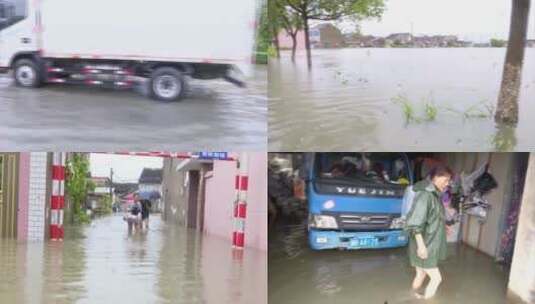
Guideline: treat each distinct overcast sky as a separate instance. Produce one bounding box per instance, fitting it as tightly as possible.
[90,154,163,183]
[349,0,535,41]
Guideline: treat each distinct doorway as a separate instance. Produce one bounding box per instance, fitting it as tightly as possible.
[0,153,18,238]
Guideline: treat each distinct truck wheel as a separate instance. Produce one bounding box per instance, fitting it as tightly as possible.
[149,67,185,102]
[14,59,42,88]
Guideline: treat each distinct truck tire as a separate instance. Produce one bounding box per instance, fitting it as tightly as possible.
[14,59,42,88]
[149,67,185,102]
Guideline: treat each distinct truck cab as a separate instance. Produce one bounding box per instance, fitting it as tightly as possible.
[305,152,412,250]
[0,0,37,73]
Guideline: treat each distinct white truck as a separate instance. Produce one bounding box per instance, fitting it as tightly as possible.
[0,0,257,101]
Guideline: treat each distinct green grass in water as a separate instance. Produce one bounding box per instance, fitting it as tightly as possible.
[393,94,496,124]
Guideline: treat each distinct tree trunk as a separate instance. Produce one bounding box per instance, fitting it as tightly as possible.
[273,33,281,58]
[303,14,312,69]
[495,0,531,125]
[290,33,297,62]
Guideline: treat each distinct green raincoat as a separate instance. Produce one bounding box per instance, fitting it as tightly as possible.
[405,180,447,269]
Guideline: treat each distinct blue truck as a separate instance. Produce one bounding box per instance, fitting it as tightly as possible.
[303,152,413,250]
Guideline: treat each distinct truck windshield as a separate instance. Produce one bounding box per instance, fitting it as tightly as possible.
[0,0,27,31]
[315,153,410,187]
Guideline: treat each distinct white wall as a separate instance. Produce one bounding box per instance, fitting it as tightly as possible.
[27,153,48,241]
[508,154,535,304]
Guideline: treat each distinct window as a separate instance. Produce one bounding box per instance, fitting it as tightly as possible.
[0,0,27,31]
[315,153,410,186]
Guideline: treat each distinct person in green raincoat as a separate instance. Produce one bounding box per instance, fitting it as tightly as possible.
[405,165,452,299]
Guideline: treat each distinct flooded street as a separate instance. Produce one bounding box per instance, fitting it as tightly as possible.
[269,221,509,304]
[269,48,535,151]
[0,214,266,304]
[0,66,267,151]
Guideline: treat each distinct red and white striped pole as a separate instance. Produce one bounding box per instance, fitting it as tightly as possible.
[50,152,66,241]
[232,152,249,249]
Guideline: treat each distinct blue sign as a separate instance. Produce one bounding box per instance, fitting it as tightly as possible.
[195,152,229,160]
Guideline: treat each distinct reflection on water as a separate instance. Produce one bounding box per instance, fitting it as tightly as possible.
[269,48,535,151]
[0,214,266,304]
[269,220,509,304]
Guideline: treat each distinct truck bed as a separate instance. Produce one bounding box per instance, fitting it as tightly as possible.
[39,0,257,73]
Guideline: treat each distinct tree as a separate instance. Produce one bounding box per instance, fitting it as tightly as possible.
[495,0,531,125]
[273,0,303,62]
[283,0,385,68]
[257,2,272,62]
[66,153,94,224]
[267,0,283,58]
[490,38,507,48]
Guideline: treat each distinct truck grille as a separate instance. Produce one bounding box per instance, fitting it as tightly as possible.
[325,212,395,230]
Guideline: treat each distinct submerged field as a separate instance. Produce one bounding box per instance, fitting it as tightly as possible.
[269,48,535,151]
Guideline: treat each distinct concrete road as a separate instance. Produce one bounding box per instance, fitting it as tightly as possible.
[0,66,267,150]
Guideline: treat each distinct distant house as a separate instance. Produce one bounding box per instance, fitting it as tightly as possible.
[138,168,163,212]
[527,40,535,48]
[277,30,307,50]
[386,33,413,45]
[410,35,460,48]
[344,34,385,48]
[114,182,138,196]
[277,23,344,50]
[87,176,114,213]
[309,23,344,48]
[474,42,491,48]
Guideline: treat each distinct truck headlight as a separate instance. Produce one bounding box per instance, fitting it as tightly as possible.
[322,200,335,210]
[390,217,405,229]
[309,214,338,229]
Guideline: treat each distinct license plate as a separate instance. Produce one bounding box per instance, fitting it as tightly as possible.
[350,237,377,248]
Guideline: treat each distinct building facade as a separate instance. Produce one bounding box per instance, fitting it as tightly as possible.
[0,152,52,241]
[162,152,267,251]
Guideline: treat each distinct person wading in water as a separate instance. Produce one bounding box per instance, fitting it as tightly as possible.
[405,165,452,299]
[141,199,152,230]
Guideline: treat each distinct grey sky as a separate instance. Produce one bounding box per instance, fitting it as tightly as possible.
[90,153,163,183]
[354,0,535,41]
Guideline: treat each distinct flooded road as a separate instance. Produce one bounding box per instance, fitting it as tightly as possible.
[269,48,535,151]
[269,221,509,304]
[0,66,267,151]
[0,214,266,304]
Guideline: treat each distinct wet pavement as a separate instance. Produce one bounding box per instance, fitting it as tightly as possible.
[0,214,267,304]
[269,48,535,151]
[0,66,267,151]
[269,220,509,304]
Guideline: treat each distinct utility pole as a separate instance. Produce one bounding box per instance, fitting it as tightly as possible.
[110,168,114,203]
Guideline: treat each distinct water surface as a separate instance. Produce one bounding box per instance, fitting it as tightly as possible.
[0,214,266,304]
[269,220,509,304]
[269,48,535,151]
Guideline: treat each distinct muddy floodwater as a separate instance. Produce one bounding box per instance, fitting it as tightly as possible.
[0,214,266,304]
[0,66,267,150]
[269,221,509,304]
[269,48,535,151]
